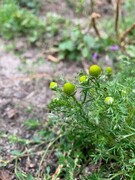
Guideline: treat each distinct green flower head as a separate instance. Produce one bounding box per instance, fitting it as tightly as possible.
[79,75,88,83]
[89,65,101,77]
[105,67,113,76]
[63,82,76,96]
[104,97,114,105]
[49,82,58,90]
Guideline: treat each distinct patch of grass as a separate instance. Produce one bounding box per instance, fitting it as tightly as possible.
[0,1,71,46]
[45,13,71,37]
[0,0,45,42]
[24,119,40,130]
[0,2,45,42]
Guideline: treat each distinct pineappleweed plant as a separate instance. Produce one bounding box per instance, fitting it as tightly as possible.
[49,61,135,179]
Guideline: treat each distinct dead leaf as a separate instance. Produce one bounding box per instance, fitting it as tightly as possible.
[7,108,17,119]
[47,55,59,62]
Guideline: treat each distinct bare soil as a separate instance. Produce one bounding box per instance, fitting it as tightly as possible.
[0,36,82,178]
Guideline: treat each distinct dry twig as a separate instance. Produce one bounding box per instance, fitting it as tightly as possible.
[120,23,135,42]
[51,165,63,180]
[91,12,101,38]
[115,0,121,38]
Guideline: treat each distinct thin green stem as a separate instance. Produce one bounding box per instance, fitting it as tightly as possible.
[37,134,63,179]
[72,96,88,122]
[82,90,88,104]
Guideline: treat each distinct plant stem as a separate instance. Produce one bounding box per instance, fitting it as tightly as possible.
[91,13,101,38]
[82,90,88,104]
[72,96,88,121]
[72,96,82,109]
[92,18,101,38]
[115,0,121,39]
[120,23,135,42]
[37,134,63,179]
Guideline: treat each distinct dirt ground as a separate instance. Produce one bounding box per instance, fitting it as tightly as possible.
[0,0,117,179]
[0,35,83,176]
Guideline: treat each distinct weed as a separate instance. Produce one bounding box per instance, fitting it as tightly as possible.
[49,59,135,178]
[0,1,71,46]
[46,13,71,37]
[57,0,135,62]
[57,25,120,61]
[58,25,96,61]
[0,1,45,42]
[24,119,40,130]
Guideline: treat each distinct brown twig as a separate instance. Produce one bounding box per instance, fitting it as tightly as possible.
[120,23,135,42]
[51,164,63,180]
[91,12,101,38]
[115,0,121,38]
[51,151,66,180]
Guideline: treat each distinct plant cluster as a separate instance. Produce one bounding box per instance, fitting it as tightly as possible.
[0,1,45,42]
[45,13,71,38]
[58,25,118,61]
[56,0,135,62]
[57,22,121,61]
[49,59,135,179]
[0,1,71,45]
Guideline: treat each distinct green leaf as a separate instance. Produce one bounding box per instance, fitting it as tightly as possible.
[83,35,95,48]
[58,52,65,60]
[129,158,135,164]
[82,47,89,58]
[126,45,135,57]
[16,170,26,180]
[21,18,29,26]
[59,40,74,51]
[26,174,34,180]
[10,150,24,157]
[24,119,40,130]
